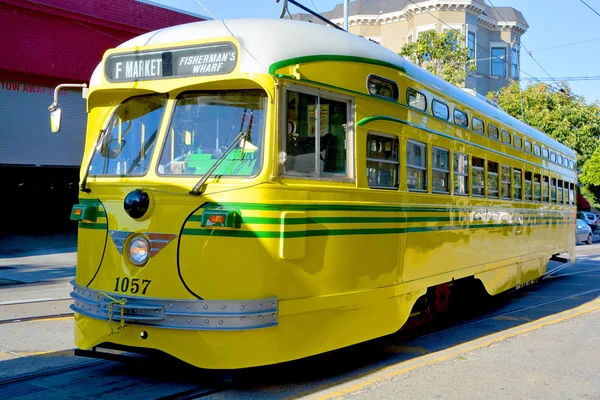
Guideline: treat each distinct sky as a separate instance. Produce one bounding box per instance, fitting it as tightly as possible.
[149,0,600,104]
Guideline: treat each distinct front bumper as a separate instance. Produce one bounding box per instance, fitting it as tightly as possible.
[70,281,278,330]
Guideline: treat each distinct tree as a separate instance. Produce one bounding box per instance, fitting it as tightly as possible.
[489,82,600,168]
[581,146,600,186]
[399,30,475,86]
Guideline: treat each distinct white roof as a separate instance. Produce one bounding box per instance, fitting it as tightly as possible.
[89,18,575,158]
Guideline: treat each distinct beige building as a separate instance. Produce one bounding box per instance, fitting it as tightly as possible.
[291,0,528,97]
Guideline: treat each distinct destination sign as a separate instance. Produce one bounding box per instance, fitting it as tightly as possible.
[105,43,237,82]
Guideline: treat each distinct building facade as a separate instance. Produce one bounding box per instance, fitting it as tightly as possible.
[0,0,205,233]
[293,0,527,97]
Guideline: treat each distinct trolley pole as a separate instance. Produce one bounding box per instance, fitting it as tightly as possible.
[344,0,349,31]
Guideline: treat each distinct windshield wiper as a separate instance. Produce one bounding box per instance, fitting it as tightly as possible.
[80,128,108,193]
[189,130,249,196]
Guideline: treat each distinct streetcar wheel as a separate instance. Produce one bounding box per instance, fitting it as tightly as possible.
[587,233,593,245]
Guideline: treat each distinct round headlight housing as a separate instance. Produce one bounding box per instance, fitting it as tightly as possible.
[128,236,150,266]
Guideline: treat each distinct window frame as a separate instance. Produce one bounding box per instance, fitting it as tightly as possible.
[453,108,469,128]
[432,146,450,194]
[366,132,400,190]
[501,129,511,145]
[501,165,511,200]
[471,156,485,197]
[534,144,541,157]
[513,134,522,149]
[407,88,427,112]
[490,45,507,77]
[453,152,469,196]
[488,123,499,140]
[432,99,450,120]
[524,140,532,153]
[472,117,485,135]
[542,148,549,159]
[366,75,399,101]
[406,139,428,192]
[513,168,522,201]
[280,84,355,181]
[487,161,500,199]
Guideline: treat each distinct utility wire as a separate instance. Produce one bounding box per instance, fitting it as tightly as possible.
[528,37,600,53]
[579,0,600,18]
[405,0,550,90]
[362,0,396,37]
[487,0,564,93]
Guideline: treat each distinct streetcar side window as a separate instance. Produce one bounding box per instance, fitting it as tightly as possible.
[487,161,499,198]
[551,178,557,203]
[513,168,522,200]
[534,144,541,157]
[472,117,485,135]
[406,140,427,191]
[524,171,532,201]
[501,129,511,145]
[432,99,449,120]
[542,148,549,159]
[367,75,399,101]
[407,88,427,111]
[557,154,564,166]
[569,182,575,205]
[366,133,399,189]
[472,157,485,197]
[432,147,450,193]
[453,109,468,128]
[563,180,569,203]
[557,179,564,204]
[550,152,557,162]
[542,176,549,203]
[524,141,532,153]
[453,153,469,196]
[513,135,522,149]
[488,124,499,140]
[533,173,541,202]
[282,90,351,178]
[501,165,511,199]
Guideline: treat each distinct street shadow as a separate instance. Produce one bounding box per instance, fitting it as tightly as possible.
[219,259,600,398]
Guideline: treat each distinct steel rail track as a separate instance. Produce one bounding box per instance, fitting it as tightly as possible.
[416,284,600,340]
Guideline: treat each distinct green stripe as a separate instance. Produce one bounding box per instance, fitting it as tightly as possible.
[182,221,571,238]
[200,202,573,214]
[268,55,407,76]
[188,213,568,226]
[79,222,107,230]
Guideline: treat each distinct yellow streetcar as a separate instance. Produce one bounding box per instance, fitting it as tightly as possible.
[49,18,577,369]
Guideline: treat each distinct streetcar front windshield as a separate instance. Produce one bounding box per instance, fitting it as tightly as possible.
[157,90,266,177]
[89,94,167,176]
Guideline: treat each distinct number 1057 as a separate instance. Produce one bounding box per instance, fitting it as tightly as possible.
[114,277,151,294]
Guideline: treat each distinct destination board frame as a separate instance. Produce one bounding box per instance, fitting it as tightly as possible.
[105,42,238,83]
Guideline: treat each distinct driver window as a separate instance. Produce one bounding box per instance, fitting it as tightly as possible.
[158,90,267,176]
[282,89,350,178]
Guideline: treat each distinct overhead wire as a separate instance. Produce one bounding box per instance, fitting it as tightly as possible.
[404,0,551,91]
[486,0,564,93]
[579,0,600,18]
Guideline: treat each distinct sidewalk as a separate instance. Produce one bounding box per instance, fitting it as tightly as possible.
[0,231,76,256]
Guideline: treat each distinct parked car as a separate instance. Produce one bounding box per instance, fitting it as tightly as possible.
[582,212,598,232]
[576,218,593,245]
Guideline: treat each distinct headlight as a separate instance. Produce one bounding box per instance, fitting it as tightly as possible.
[128,236,150,266]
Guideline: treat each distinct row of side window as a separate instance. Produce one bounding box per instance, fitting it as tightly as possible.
[405,86,576,171]
[367,133,575,205]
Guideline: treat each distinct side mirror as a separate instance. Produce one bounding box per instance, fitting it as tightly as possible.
[50,107,62,133]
